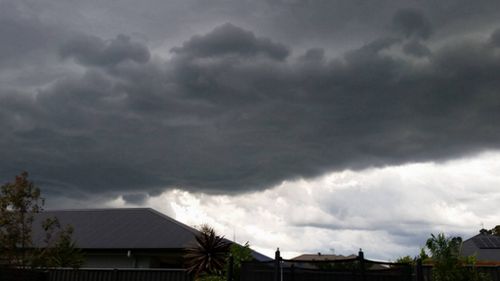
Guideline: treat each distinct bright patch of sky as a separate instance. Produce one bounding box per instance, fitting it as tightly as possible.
[107,150,500,260]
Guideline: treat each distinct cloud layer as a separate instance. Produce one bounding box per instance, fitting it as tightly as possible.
[1,1,500,201]
[105,152,500,260]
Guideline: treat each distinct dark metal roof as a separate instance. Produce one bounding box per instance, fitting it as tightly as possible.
[461,233,500,261]
[32,208,272,261]
[32,208,200,249]
[291,254,357,261]
[472,234,500,249]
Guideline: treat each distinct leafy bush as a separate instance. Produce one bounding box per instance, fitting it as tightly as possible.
[425,233,490,281]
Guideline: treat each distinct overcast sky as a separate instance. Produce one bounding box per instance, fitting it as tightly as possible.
[2,0,500,260]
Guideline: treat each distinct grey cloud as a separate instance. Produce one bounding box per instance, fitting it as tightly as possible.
[490,29,500,47]
[3,20,500,200]
[60,34,150,67]
[122,193,149,205]
[6,0,500,56]
[0,3,54,66]
[403,40,432,57]
[171,23,289,60]
[392,9,432,39]
[0,2,72,90]
[299,48,325,62]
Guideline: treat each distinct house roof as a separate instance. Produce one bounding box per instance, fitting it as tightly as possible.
[461,233,500,261]
[33,208,199,250]
[291,254,357,262]
[32,208,271,261]
[468,233,500,249]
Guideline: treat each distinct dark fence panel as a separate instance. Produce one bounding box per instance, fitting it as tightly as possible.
[240,261,412,281]
[239,250,415,281]
[48,268,192,281]
[240,261,274,281]
[0,268,48,281]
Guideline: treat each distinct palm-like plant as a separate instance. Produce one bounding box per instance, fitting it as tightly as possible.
[184,226,230,277]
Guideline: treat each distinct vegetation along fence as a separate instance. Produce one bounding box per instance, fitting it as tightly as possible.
[421,265,500,281]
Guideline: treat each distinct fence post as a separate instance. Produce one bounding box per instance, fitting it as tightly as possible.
[358,249,366,281]
[416,258,423,281]
[227,254,234,281]
[113,268,119,281]
[275,248,281,281]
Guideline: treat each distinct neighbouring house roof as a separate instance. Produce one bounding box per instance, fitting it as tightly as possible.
[32,208,199,250]
[468,234,500,249]
[31,208,271,261]
[461,233,500,262]
[291,253,357,261]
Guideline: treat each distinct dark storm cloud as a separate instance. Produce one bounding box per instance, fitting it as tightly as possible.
[122,193,149,205]
[2,2,500,202]
[490,29,500,47]
[403,40,432,57]
[0,3,54,66]
[392,9,432,39]
[0,2,72,89]
[60,34,150,67]
[171,23,289,61]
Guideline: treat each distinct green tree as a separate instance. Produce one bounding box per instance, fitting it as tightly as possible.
[394,255,414,265]
[226,242,253,281]
[418,247,430,261]
[486,225,500,236]
[0,172,43,267]
[0,172,83,269]
[425,233,462,281]
[33,217,84,268]
[425,233,490,281]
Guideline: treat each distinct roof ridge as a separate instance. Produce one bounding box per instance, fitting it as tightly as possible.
[42,208,200,235]
[463,233,484,243]
[43,207,152,212]
[146,208,200,235]
[44,208,201,235]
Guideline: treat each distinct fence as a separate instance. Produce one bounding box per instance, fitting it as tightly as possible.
[240,249,412,281]
[0,268,47,281]
[0,268,192,281]
[238,250,500,281]
[50,268,192,281]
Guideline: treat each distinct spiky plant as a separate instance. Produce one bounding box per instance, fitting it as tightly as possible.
[184,226,230,277]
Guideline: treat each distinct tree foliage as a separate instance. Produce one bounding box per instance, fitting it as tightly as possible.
[0,172,43,267]
[33,218,84,268]
[481,226,500,236]
[185,226,231,278]
[185,225,255,281]
[0,172,83,269]
[425,233,462,281]
[226,242,253,281]
[425,233,490,281]
[394,255,414,265]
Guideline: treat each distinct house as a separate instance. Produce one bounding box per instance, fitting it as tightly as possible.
[292,253,358,262]
[290,253,358,269]
[290,253,388,270]
[461,230,500,264]
[32,208,270,268]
